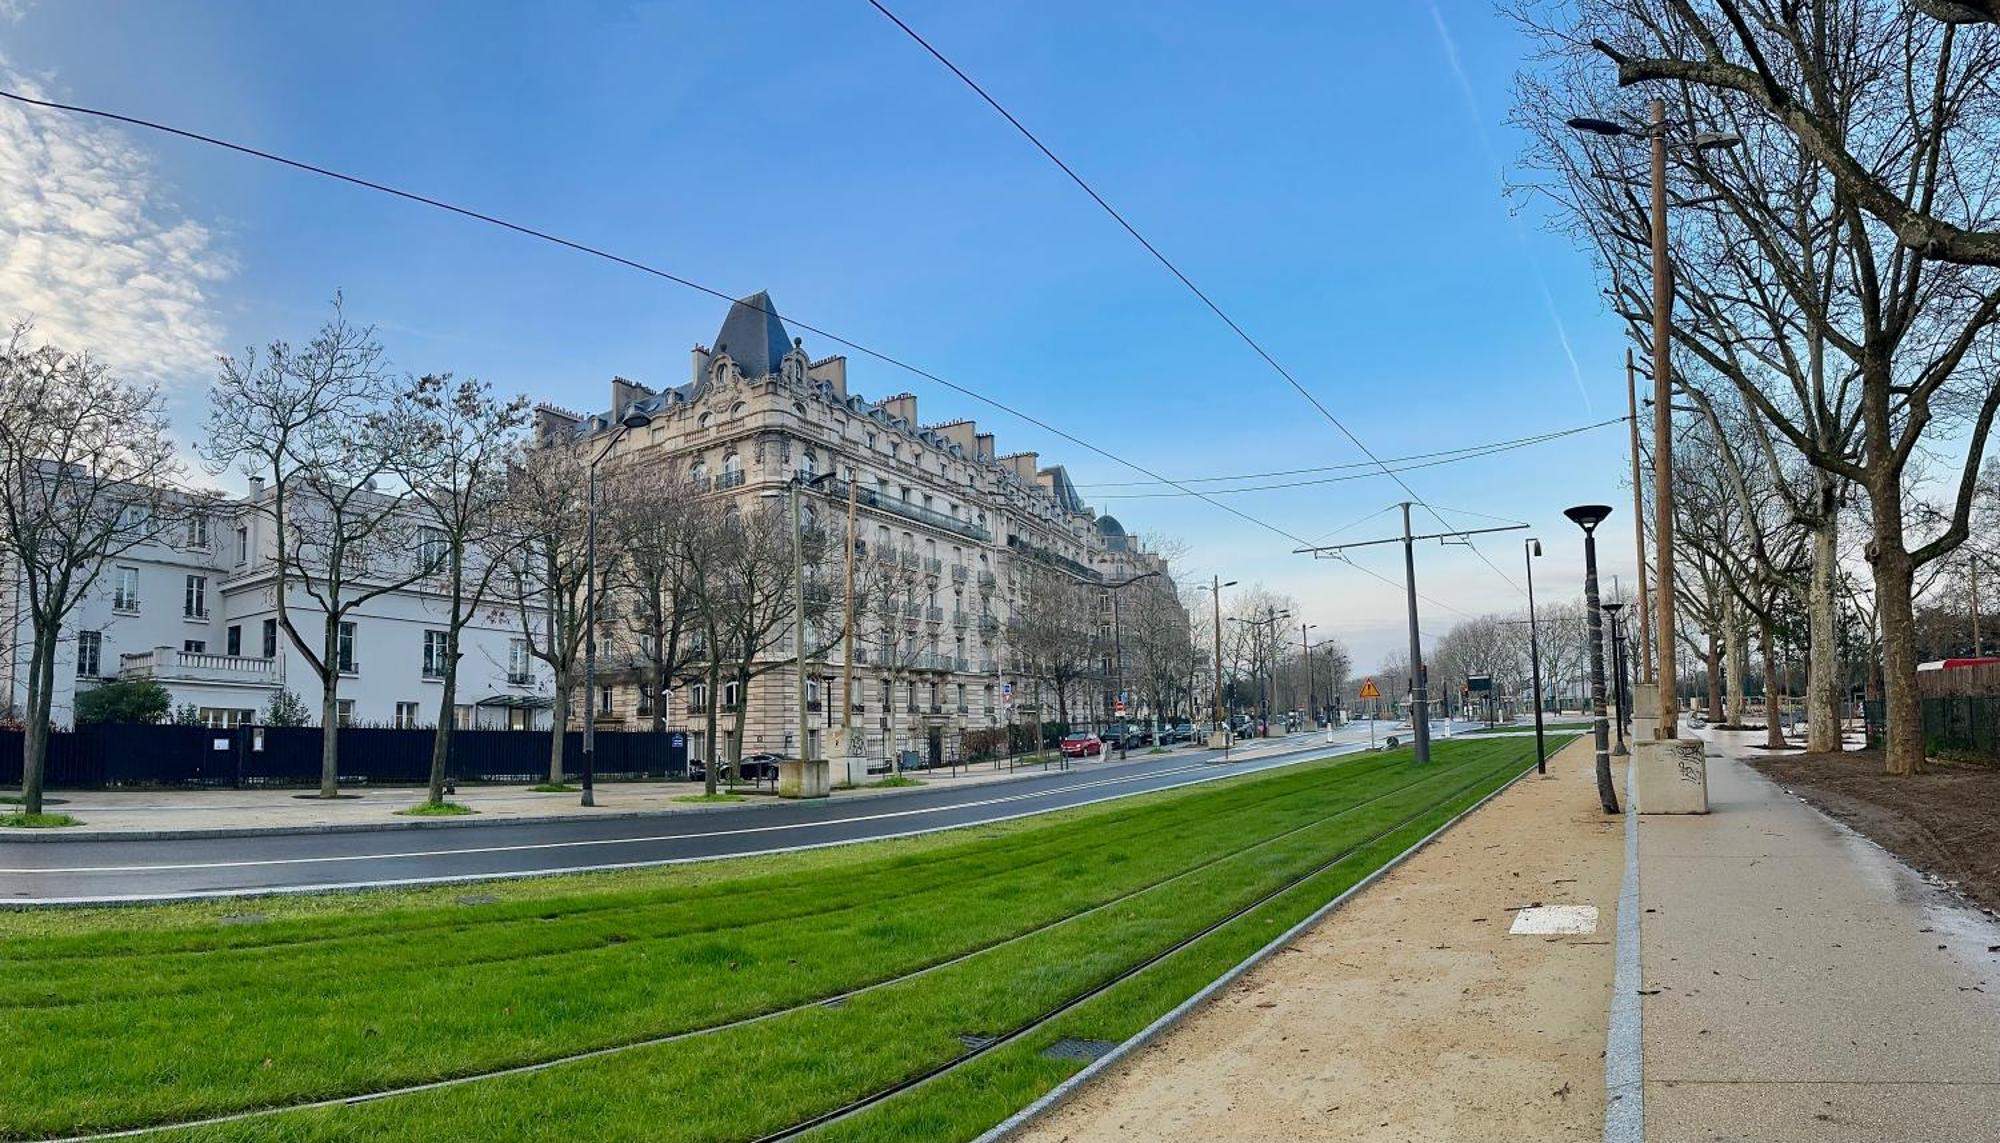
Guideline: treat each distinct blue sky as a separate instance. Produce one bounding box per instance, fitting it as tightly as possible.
[0,0,1643,669]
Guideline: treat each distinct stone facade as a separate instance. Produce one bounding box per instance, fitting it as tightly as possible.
[541,292,1172,767]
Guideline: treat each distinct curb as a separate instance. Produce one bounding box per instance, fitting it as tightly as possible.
[974,753,1547,1142]
[0,746,1265,844]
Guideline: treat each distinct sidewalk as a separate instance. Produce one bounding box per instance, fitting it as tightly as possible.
[5,734,1326,838]
[1636,730,2000,1141]
[1014,735,1623,1142]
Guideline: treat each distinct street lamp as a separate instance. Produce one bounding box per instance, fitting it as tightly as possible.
[1524,537,1548,775]
[580,403,655,807]
[763,472,838,795]
[1300,622,1319,731]
[1198,578,1237,754]
[1103,569,1164,760]
[1568,102,1741,741]
[1604,601,1629,757]
[1565,504,1621,814]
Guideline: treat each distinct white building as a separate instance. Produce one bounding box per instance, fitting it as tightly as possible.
[0,482,552,730]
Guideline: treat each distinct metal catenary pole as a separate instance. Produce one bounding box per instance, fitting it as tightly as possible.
[1401,502,1432,764]
[1525,537,1548,775]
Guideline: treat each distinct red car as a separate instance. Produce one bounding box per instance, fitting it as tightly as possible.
[1060,733,1104,758]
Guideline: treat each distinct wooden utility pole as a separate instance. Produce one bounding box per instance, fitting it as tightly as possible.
[1627,348,1654,684]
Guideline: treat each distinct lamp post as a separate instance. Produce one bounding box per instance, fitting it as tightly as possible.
[1228,608,1290,737]
[1301,622,1319,730]
[1524,537,1548,775]
[581,404,655,807]
[1103,569,1163,761]
[1565,504,1621,814]
[1568,105,1740,740]
[1604,601,1629,757]
[764,473,837,795]
[1201,578,1237,754]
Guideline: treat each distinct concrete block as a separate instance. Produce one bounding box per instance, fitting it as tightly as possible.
[1631,682,1659,718]
[1207,730,1231,750]
[1633,737,1708,814]
[778,759,831,799]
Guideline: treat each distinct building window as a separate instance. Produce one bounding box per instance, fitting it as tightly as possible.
[75,630,101,677]
[226,625,241,657]
[697,411,713,429]
[183,574,207,619]
[183,639,205,654]
[508,706,528,731]
[507,639,531,685]
[418,527,448,572]
[691,460,708,485]
[235,525,249,566]
[262,618,278,659]
[335,699,356,727]
[798,451,817,481]
[113,567,139,613]
[454,704,474,730]
[598,685,615,715]
[423,630,450,679]
[723,680,740,707]
[691,682,708,710]
[394,701,421,729]
[186,513,209,549]
[336,622,357,674]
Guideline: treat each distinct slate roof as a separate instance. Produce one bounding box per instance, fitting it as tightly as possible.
[711,290,794,381]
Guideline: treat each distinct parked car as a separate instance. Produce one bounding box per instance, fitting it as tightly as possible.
[688,752,784,783]
[1060,732,1104,758]
[1170,722,1195,743]
[1101,723,1132,750]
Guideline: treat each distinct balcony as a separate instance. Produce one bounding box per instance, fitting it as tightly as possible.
[953,655,970,672]
[899,548,921,570]
[507,671,533,686]
[900,601,923,620]
[820,478,993,543]
[924,557,942,576]
[978,658,997,674]
[951,610,969,628]
[713,470,746,491]
[978,615,1001,635]
[872,546,899,566]
[119,648,282,688]
[925,605,944,623]
[951,564,968,583]
[977,570,997,590]
[956,704,970,715]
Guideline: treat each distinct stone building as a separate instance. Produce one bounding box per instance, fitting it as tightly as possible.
[536,291,1175,770]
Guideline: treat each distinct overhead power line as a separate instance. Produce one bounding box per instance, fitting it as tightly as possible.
[863,0,1532,597]
[1092,418,1626,498]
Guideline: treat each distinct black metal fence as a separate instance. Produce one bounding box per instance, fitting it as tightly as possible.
[0,725,689,789]
[1865,696,2000,760]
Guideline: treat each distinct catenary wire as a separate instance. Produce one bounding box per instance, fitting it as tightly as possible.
[862,0,1532,596]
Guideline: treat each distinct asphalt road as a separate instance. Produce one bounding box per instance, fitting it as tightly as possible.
[1,733,1408,905]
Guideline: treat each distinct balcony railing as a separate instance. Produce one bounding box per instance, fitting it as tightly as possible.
[713,470,746,491]
[978,615,1001,635]
[925,606,944,623]
[977,570,997,589]
[821,479,993,543]
[119,648,282,687]
[951,610,969,628]
[899,549,921,569]
[507,671,533,685]
[900,601,923,619]
[924,557,942,575]
[951,564,968,582]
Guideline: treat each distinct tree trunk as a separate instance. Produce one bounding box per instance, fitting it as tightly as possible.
[1874,545,1925,776]
[1806,515,1843,752]
[1724,607,1748,726]
[22,626,56,816]
[426,632,458,805]
[1706,632,1725,722]
[548,665,570,785]
[703,660,721,796]
[1762,618,1787,749]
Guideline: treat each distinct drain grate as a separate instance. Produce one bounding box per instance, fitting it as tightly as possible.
[1039,1037,1120,1062]
[957,1034,998,1050]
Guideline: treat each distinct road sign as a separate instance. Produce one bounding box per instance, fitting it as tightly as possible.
[1358,678,1382,700]
[1002,682,1014,705]
[1114,698,1127,716]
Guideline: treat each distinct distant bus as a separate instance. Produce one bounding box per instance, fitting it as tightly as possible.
[1917,657,2000,671]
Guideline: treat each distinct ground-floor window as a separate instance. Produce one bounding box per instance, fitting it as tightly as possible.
[335,699,356,728]
[454,704,474,729]
[508,707,528,731]
[197,707,255,728]
[394,701,421,729]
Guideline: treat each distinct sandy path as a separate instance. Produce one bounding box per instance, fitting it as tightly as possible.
[1013,736,1622,1142]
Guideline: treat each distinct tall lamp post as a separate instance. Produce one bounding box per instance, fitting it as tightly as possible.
[1300,622,1319,729]
[1604,601,1629,757]
[1524,537,1548,775]
[581,404,655,807]
[1201,578,1237,752]
[1568,104,1740,739]
[1102,570,1162,760]
[1565,504,1621,814]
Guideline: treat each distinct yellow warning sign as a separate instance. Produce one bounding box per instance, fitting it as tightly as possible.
[1358,678,1382,700]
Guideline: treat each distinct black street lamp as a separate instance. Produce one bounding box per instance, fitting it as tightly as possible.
[1524,537,1548,775]
[581,403,655,807]
[1565,504,1622,814]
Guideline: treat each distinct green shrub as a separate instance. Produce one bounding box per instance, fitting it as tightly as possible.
[73,679,171,725]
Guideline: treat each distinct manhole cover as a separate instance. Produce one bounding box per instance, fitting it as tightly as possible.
[457,894,501,906]
[1040,1037,1119,1062]
[219,913,268,925]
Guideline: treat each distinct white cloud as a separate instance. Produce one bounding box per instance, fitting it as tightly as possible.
[0,65,232,389]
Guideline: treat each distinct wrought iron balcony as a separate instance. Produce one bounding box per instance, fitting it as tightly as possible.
[950,564,968,582]
[819,478,993,543]
[713,470,746,491]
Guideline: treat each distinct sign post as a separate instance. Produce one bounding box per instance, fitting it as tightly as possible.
[1358,678,1382,750]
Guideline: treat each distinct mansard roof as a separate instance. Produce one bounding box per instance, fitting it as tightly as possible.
[711,290,794,381]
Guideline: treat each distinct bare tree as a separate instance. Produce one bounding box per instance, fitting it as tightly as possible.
[0,323,188,815]
[207,303,429,797]
[601,466,705,735]
[495,441,592,785]
[389,374,529,806]
[1008,563,1098,731]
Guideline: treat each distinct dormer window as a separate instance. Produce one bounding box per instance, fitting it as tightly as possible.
[697,411,713,429]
